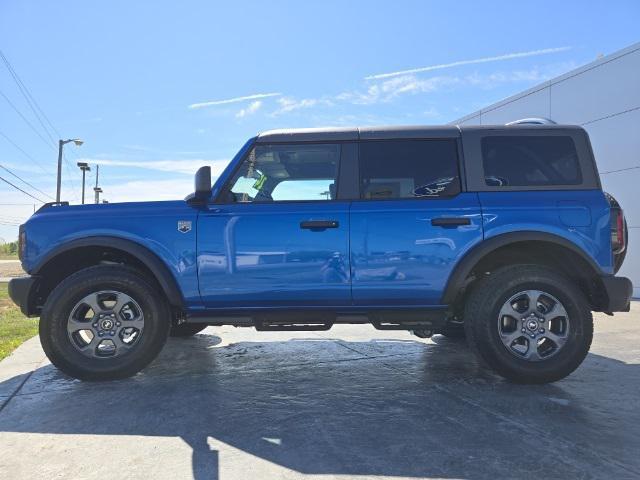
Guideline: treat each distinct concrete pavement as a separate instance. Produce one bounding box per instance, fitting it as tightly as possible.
[0,306,639,479]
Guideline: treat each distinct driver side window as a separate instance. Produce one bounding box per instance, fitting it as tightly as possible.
[228,143,340,202]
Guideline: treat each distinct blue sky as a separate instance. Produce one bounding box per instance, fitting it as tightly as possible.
[0,0,639,240]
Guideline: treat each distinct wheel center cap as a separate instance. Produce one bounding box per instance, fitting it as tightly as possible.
[101,319,114,330]
[527,320,538,331]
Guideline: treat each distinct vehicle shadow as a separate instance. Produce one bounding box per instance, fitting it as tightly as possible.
[0,332,639,479]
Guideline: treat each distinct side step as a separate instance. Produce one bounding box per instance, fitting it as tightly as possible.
[255,322,333,331]
[372,321,437,331]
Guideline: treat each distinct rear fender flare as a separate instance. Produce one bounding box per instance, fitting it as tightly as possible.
[441,231,603,304]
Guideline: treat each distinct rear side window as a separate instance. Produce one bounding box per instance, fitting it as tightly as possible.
[482,136,582,187]
[359,139,460,199]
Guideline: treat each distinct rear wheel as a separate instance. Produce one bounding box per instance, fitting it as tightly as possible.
[40,265,171,380]
[464,264,593,384]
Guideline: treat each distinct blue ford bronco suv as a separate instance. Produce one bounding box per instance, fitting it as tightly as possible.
[9,125,632,384]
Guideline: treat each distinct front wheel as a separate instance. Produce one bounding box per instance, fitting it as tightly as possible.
[464,265,593,384]
[40,265,171,381]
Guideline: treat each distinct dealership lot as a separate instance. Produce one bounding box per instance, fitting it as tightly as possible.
[0,306,638,480]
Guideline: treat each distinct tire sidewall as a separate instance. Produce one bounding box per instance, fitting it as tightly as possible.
[466,266,593,382]
[40,266,170,380]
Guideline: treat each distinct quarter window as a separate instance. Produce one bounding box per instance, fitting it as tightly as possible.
[482,136,582,187]
[228,143,340,202]
[359,139,461,199]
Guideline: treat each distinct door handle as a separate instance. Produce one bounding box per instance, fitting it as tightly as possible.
[300,220,339,230]
[431,217,471,227]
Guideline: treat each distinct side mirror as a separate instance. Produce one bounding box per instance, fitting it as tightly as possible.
[186,166,212,204]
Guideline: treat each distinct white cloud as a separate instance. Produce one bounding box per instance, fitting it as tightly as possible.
[365,46,572,80]
[336,75,459,105]
[235,100,263,118]
[334,63,574,106]
[78,158,230,176]
[270,97,332,116]
[101,178,195,203]
[188,92,281,109]
[423,107,440,119]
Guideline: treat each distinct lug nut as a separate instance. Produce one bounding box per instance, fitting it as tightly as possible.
[110,330,115,336]
[539,328,545,333]
[521,328,526,333]
[98,332,104,337]
[116,321,121,327]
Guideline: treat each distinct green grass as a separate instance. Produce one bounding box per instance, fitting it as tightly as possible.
[0,282,38,361]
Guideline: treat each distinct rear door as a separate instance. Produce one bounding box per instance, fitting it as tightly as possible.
[350,134,484,306]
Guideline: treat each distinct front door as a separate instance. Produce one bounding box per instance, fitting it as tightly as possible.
[350,137,484,306]
[198,142,351,308]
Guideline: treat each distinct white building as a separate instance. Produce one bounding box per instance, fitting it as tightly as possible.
[454,42,640,297]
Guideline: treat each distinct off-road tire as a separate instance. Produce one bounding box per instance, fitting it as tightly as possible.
[40,265,171,381]
[170,323,207,337]
[464,264,593,384]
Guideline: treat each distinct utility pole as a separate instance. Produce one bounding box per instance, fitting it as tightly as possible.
[77,162,91,204]
[93,164,102,204]
[56,138,83,203]
[56,140,63,203]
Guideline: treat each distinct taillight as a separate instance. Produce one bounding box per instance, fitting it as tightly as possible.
[605,192,628,274]
[612,209,625,253]
[607,194,626,254]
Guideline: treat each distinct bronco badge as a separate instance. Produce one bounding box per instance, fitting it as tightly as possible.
[177,220,192,233]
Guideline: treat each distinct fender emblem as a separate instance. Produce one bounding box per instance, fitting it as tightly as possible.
[178,220,192,233]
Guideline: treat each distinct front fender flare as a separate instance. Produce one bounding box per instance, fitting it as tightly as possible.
[31,236,184,307]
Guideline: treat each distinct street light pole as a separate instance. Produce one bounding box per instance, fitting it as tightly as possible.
[56,138,84,203]
[76,162,91,204]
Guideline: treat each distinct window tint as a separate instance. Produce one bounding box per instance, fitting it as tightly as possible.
[359,139,460,199]
[228,144,339,202]
[482,136,582,187]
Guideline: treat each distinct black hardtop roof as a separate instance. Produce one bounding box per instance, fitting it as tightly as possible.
[255,124,584,143]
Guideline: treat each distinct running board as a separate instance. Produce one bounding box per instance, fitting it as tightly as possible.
[372,321,438,331]
[185,307,449,330]
[255,322,333,331]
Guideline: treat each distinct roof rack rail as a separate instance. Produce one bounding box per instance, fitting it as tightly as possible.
[506,117,557,125]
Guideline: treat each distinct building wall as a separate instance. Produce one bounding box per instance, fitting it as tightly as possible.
[454,42,640,297]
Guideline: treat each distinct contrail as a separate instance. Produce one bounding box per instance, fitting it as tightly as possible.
[365,47,572,80]
[188,92,282,109]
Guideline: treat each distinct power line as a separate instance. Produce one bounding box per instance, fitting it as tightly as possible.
[0,130,55,175]
[0,88,55,150]
[0,173,45,203]
[0,50,63,141]
[0,164,54,200]
[0,50,81,200]
[0,50,57,146]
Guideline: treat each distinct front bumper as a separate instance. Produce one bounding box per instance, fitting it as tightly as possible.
[8,276,39,317]
[600,275,633,312]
